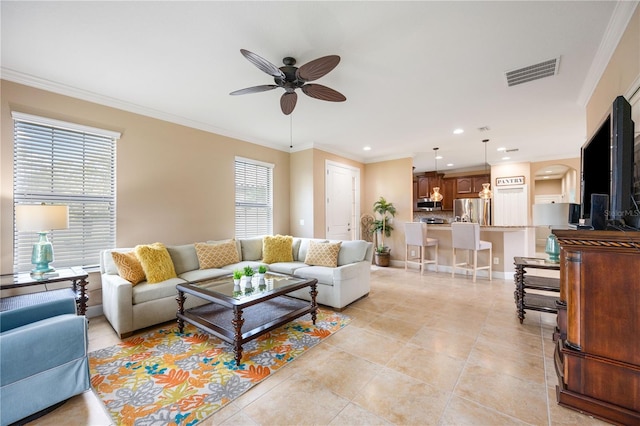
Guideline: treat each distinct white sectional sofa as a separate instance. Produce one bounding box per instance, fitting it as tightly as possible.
[100,237,373,337]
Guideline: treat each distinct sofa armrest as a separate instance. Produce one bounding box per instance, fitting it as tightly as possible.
[0,314,88,387]
[0,298,77,332]
[101,273,134,336]
[331,260,371,281]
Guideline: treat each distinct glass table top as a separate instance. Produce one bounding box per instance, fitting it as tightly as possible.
[183,272,311,301]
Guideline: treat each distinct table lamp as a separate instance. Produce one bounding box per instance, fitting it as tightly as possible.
[532,203,569,263]
[16,203,69,274]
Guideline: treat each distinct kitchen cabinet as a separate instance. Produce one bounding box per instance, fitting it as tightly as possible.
[441,178,455,210]
[455,174,490,199]
[417,176,431,198]
[473,175,490,193]
[415,173,442,199]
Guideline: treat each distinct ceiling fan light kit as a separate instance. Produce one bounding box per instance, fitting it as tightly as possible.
[230,49,346,115]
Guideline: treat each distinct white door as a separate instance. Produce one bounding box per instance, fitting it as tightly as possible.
[326,161,360,240]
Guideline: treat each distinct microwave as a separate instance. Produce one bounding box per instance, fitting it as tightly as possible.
[417,200,442,211]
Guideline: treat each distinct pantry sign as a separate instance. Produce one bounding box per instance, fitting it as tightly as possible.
[496,176,525,186]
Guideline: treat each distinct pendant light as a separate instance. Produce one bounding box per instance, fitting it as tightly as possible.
[430,147,443,202]
[479,139,493,199]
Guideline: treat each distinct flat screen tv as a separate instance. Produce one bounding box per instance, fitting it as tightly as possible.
[581,95,635,223]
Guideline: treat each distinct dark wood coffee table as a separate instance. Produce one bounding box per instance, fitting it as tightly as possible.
[176,272,318,366]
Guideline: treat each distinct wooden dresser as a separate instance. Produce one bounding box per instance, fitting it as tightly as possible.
[553,230,640,425]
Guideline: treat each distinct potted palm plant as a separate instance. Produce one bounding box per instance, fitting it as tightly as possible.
[372,196,396,266]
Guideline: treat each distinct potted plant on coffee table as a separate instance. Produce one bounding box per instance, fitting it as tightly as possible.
[243,266,255,287]
[372,196,396,267]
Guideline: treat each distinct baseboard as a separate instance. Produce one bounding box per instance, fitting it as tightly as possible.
[86,304,103,319]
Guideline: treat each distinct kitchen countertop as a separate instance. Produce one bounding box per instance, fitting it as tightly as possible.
[425,224,529,231]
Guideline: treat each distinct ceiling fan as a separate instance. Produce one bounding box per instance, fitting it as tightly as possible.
[230,49,346,115]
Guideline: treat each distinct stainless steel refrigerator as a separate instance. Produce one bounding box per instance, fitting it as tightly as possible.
[453,198,491,225]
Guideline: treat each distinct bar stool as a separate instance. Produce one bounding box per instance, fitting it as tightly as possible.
[404,222,438,274]
[451,222,492,282]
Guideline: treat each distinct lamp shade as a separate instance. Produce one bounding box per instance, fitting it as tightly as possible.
[532,203,570,228]
[16,204,69,232]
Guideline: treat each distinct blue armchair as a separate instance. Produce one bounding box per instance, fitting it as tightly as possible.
[0,297,90,426]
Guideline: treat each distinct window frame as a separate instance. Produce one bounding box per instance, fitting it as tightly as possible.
[12,112,120,271]
[234,156,274,238]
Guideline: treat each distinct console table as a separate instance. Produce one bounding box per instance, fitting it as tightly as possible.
[0,267,89,315]
[513,257,560,324]
[553,230,640,425]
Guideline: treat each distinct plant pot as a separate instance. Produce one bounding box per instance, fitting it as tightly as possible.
[374,251,391,267]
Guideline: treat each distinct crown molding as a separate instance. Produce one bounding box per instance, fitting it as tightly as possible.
[577,1,639,107]
[1,67,292,153]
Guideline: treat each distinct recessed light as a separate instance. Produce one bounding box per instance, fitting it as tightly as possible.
[436,155,443,160]
[543,176,549,179]
[502,156,510,160]
[497,147,506,152]
[363,146,371,151]
[453,128,464,135]
[447,163,454,167]
[545,170,552,173]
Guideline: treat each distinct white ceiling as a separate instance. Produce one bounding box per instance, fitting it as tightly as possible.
[2,1,637,173]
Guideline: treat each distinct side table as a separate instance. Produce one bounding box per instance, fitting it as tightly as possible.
[513,257,560,324]
[0,267,89,315]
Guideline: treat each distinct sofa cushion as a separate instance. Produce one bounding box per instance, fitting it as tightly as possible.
[294,266,336,286]
[111,251,145,285]
[195,240,239,268]
[267,261,308,275]
[132,278,185,304]
[179,268,230,282]
[262,235,294,264]
[336,240,369,266]
[240,237,264,261]
[134,242,177,284]
[167,244,199,275]
[305,241,342,267]
[292,238,302,261]
[298,239,328,262]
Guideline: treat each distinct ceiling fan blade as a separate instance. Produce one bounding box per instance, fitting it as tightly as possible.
[240,49,285,79]
[230,85,279,96]
[281,92,297,115]
[301,84,346,102]
[296,55,340,81]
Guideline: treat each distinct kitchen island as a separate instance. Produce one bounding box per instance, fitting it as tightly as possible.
[416,224,536,279]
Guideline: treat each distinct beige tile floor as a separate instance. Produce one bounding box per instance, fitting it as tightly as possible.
[29,266,612,425]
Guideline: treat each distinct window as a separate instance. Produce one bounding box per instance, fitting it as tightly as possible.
[235,157,273,238]
[12,112,119,271]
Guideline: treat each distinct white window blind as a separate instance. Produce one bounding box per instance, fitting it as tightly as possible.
[12,112,119,271]
[235,157,273,238]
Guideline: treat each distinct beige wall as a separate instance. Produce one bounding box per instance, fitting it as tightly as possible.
[535,179,563,196]
[1,81,294,305]
[587,6,640,134]
[363,157,413,262]
[289,149,315,238]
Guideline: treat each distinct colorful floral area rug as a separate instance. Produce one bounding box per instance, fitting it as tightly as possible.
[89,309,350,425]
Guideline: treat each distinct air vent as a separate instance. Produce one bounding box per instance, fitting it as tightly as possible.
[478,126,490,132]
[505,58,559,87]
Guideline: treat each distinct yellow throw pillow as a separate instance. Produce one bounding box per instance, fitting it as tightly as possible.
[134,242,177,284]
[195,240,240,269]
[304,240,342,267]
[111,251,146,285]
[262,235,294,264]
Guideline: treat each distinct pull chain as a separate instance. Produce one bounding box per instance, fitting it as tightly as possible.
[289,114,293,149]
